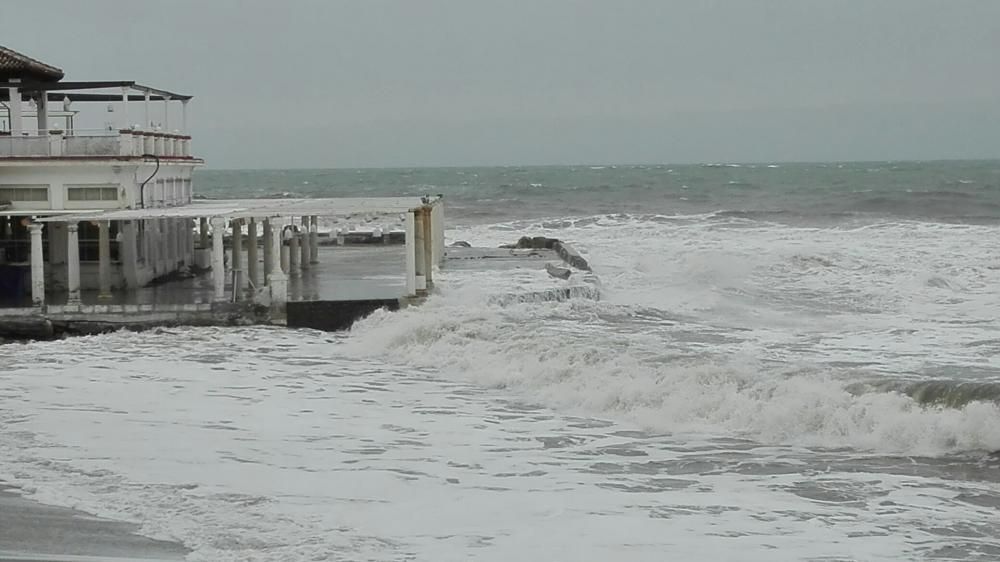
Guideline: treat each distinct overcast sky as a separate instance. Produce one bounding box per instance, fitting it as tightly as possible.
[4,0,999,168]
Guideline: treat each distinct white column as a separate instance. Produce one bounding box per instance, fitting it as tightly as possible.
[421,208,434,288]
[120,86,129,130]
[211,217,226,301]
[66,223,81,305]
[199,217,209,249]
[163,96,171,131]
[309,216,319,264]
[262,218,273,285]
[247,217,259,287]
[404,211,417,296]
[268,219,287,310]
[231,219,242,285]
[414,209,427,293]
[28,223,44,306]
[181,100,188,134]
[7,81,22,135]
[144,90,150,129]
[36,95,48,132]
[98,220,112,299]
[299,216,310,270]
[289,229,301,277]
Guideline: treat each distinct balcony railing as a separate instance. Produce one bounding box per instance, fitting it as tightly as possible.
[0,129,193,159]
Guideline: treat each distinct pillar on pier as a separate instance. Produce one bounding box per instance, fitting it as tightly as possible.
[299,216,311,270]
[268,219,287,311]
[98,220,112,300]
[211,217,226,301]
[66,223,81,305]
[413,210,427,295]
[199,217,209,249]
[309,216,319,264]
[404,211,417,297]
[231,218,243,274]
[280,227,290,274]
[289,229,301,277]
[262,219,273,286]
[247,217,259,287]
[28,223,44,307]
[121,221,139,289]
[421,208,434,288]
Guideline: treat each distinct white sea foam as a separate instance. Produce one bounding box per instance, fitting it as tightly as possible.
[2,213,1000,560]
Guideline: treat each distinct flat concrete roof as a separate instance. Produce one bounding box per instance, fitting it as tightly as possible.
[34,196,441,223]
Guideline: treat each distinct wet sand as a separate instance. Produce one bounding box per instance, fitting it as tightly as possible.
[0,485,187,561]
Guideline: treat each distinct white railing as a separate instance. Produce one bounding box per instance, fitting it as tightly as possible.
[0,130,193,159]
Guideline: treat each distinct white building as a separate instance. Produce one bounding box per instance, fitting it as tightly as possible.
[0,45,203,305]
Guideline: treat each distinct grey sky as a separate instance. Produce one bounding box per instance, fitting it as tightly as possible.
[4,0,999,168]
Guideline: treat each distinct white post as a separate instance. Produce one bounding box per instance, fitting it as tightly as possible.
[432,202,445,266]
[7,81,22,135]
[36,95,48,132]
[414,209,427,294]
[98,220,112,299]
[231,218,242,277]
[247,217,258,287]
[28,223,44,307]
[66,223,81,305]
[144,90,150,129]
[163,96,171,131]
[211,217,226,301]
[199,217,209,249]
[268,219,287,311]
[404,211,417,297]
[422,207,434,288]
[299,216,310,270]
[262,219,273,285]
[181,99,188,134]
[120,86,129,130]
[309,216,319,264]
[289,229,301,277]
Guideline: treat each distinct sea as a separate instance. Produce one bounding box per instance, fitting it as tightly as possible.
[2,160,1000,561]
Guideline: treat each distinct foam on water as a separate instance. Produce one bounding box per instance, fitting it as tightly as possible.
[3,211,1000,560]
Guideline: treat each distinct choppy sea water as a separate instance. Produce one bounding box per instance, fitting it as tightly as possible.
[3,161,1000,560]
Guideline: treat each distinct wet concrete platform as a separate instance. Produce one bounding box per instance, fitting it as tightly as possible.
[0,485,187,561]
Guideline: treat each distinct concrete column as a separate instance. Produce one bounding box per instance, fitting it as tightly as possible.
[121,221,138,289]
[405,211,417,297]
[289,229,301,277]
[66,223,81,305]
[163,96,171,131]
[247,217,259,287]
[231,218,242,277]
[211,217,226,301]
[181,100,189,134]
[299,217,310,270]
[280,230,290,274]
[144,90,150,129]
[268,219,287,311]
[421,207,434,288]
[7,81,22,135]
[414,210,427,294]
[262,219,273,285]
[98,220,112,299]
[120,86,129,130]
[36,95,48,132]
[431,203,445,266]
[199,217,209,249]
[309,216,319,264]
[28,223,44,306]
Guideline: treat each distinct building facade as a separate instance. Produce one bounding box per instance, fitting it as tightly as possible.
[0,45,203,304]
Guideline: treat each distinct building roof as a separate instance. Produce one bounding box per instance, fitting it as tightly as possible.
[0,45,64,82]
[32,197,443,222]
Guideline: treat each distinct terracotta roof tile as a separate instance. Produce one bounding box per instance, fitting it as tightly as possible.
[0,45,64,82]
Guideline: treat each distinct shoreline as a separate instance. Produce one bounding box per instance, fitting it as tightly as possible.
[0,484,188,562]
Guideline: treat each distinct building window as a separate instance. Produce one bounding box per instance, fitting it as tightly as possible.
[67,186,118,202]
[0,186,48,202]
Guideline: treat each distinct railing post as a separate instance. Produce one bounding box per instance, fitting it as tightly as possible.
[28,223,44,307]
